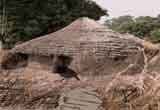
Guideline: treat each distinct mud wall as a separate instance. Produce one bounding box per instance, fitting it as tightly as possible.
[69,41,145,78]
[27,55,53,72]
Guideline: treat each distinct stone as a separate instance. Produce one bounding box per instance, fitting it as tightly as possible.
[58,87,104,110]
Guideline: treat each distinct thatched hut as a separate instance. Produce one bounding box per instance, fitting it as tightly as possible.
[2,17,148,79]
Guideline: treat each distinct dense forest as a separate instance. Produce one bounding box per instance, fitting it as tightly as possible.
[0,0,107,48]
[106,15,160,42]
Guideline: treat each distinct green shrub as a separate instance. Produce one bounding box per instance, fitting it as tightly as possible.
[150,29,160,42]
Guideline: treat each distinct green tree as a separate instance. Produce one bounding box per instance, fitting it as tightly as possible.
[133,16,156,37]
[105,15,160,41]
[105,15,134,33]
[150,29,160,42]
[0,0,108,48]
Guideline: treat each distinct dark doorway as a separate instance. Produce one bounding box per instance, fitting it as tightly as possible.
[53,55,72,73]
[52,55,80,80]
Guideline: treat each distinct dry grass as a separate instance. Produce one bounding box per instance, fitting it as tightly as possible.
[0,106,57,110]
[98,73,160,110]
[1,68,160,110]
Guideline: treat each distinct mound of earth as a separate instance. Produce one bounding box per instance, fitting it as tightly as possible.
[0,69,64,109]
[0,42,160,110]
[0,69,106,110]
[0,68,160,110]
[102,73,160,110]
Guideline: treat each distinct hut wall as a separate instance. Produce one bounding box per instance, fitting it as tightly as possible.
[69,41,145,79]
[27,55,53,72]
[70,54,130,78]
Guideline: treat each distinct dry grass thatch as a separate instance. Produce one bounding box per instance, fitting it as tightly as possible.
[1,17,158,78]
[11,17,144,57]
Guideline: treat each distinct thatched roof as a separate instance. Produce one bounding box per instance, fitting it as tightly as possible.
[11,17,144,56]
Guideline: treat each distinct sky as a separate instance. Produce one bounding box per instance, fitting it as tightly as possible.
[94,0,160,18]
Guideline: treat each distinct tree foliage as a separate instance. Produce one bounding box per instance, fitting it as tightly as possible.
[0,0,107,48]
[105,15,160,42]
[106,15,134,33]
[150,29,160,42]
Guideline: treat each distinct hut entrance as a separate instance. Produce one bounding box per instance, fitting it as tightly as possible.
[52,55,80,80]
[53,55,72,73]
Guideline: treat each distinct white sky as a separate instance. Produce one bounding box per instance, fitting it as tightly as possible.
[94,0,160,18]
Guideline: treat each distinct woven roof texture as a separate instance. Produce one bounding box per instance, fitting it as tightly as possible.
[11,17,143,56]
